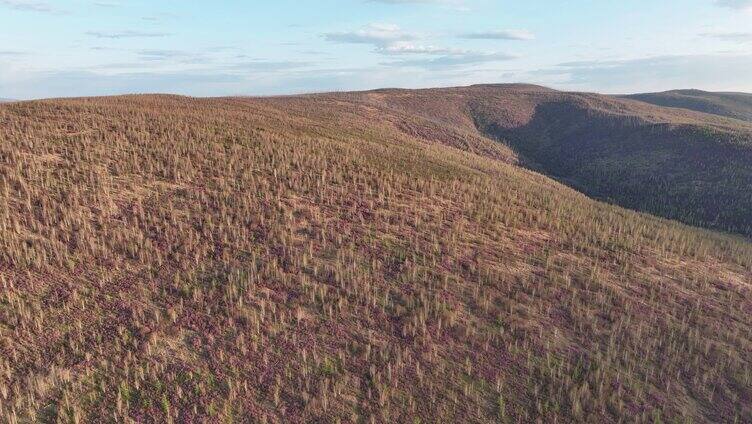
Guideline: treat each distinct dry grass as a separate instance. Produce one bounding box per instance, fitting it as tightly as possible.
[0,92,750,423]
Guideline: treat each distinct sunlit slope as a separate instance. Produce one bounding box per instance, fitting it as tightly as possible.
[0,94,750,423]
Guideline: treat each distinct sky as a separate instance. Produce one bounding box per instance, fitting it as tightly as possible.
[1,0,751,99]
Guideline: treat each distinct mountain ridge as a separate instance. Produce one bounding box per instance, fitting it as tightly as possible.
[623,89,752,122]
[332,84,752,236]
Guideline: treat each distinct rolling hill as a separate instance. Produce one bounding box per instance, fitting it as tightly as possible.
[624,89,752,122]
[351,84,752,237]
[0,89,750,423]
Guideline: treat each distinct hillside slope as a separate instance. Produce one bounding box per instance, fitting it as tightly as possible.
[624,89,752,122]
[0,94,751,423]
[353,84,752,237]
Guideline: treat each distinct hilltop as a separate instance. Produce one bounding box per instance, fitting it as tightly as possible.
[0,88,750,423]
[624,89,752,122]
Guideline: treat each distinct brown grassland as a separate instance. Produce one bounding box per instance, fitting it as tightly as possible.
[0,87,751,423]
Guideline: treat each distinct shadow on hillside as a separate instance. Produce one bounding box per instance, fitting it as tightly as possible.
[472,101,752,237]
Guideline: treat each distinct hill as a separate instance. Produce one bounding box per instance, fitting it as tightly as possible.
[351,84,752,237]
[0,92,751,423]
[624,89,752,122]
[0,98,15,103]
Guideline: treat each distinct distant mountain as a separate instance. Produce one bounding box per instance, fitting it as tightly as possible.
[623,89,752,122]
[0,98,16,103]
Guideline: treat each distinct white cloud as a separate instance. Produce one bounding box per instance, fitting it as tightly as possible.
[384,52,517,69]
[227,60,314,72]
[700,31,752,42]
[715,0,752,11]
[138,50,190,60]
[0,0,63,13]
[324,24,415,46]
[86,30,172,39]
[378,42,467,55]
[324,24,517,70]
[135,50,216,65]
[0,70,244,99]
[536,54,752,93]
[460,29,535,41]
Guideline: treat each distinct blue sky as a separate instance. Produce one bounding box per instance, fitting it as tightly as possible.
[1,0,751,99]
